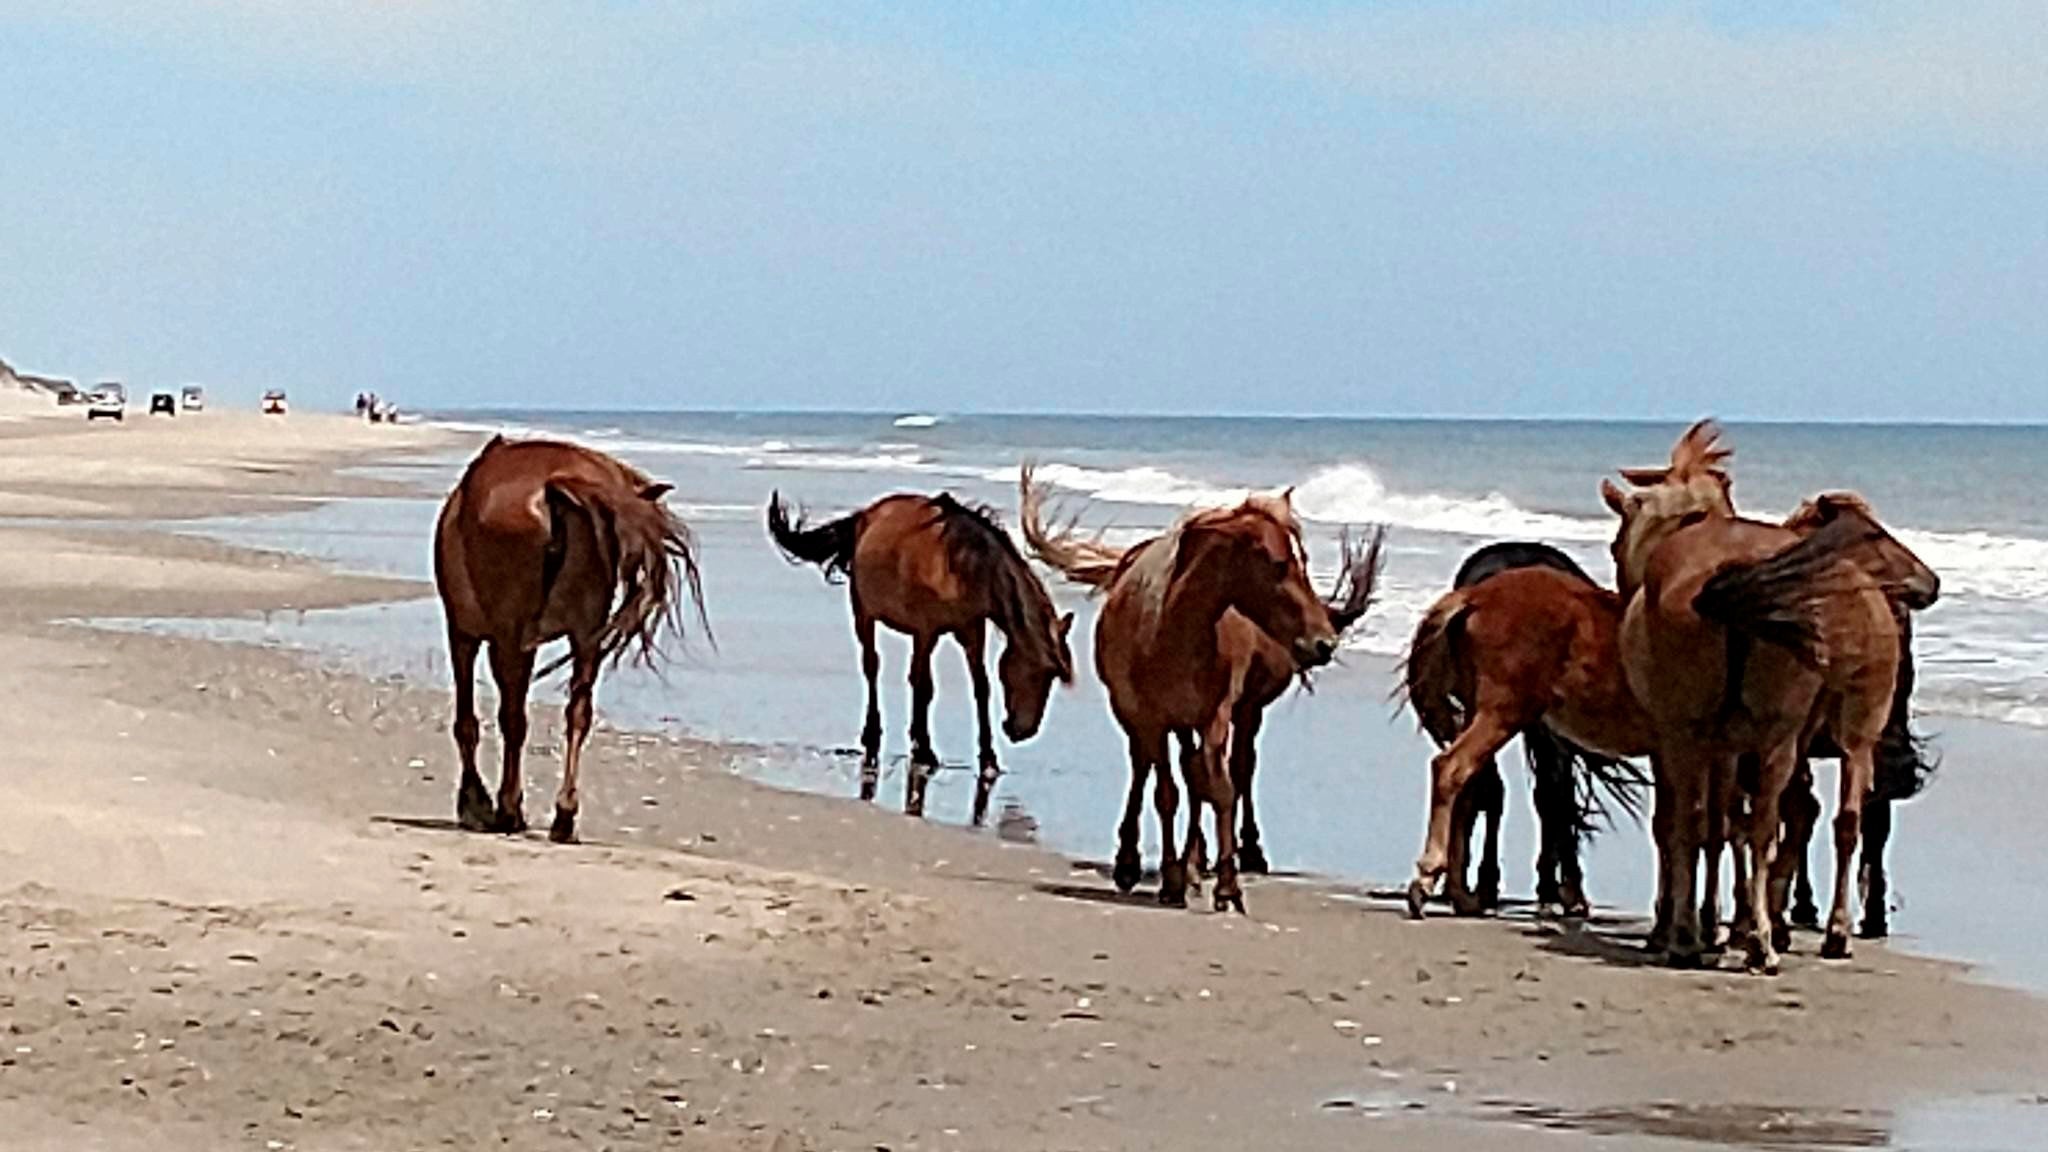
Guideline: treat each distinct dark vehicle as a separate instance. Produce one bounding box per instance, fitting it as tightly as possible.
[86,382,127,422]
[150,392,178,417]
[261,389,289,415]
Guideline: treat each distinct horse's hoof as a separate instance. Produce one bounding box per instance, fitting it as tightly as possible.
[490,807,527,836]
[858,780,878,803]
[1238,842,1270,875]
[1771,923,1793,953]
[1214,888,1246,915]
[1475,865,1501,911]
[1744,942,1781,977]
[1112,853,1142,894]
[1858,915,1889,940]
[1160,863,1188,908]
[1405,879,1430,921]
[548,808,578,845]
[1559,883,1590,920]
[1790,903,1821,931]
[1820,931,1852,961]
[1158,886,1187,909]
[1447,889,1486,918]
[456,782,495,832]
[1664,946,1706,971]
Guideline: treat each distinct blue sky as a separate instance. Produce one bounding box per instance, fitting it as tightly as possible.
[4,2,2044,419]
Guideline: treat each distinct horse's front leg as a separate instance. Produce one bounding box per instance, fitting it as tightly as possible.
[449,630,493,832]
[485,641,536,835]
[1199,709,1244,914]
[550,645,599,844]
[904,632,939,818]
[960,623,999,827]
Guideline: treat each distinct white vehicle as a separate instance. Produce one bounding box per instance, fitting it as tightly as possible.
[86,382,127,422]
[180,385,205,412]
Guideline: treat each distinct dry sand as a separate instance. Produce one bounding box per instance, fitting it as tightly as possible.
[2,409,2045,1150]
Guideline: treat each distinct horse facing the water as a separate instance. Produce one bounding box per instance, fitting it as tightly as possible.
[434,436,706,844]
[766,491,1074,826]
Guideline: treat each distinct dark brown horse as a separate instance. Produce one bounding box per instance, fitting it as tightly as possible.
[1018,467,1383,875]
[434,436,706,844]
[1081,489,1337,912]
[1605,423,1931,970]
[767,491,1073,825]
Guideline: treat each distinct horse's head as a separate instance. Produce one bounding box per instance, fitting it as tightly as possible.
[1602,419,1736,594]
[1178,490,1339,670]
[997,607,1074,743]
[1785,492,1940,611]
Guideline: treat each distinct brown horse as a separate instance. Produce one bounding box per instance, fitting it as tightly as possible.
[1057,486,1338,913]
[1604,422,1928,971]
[766,491,1073,826]
[1018,466,1384,875]
[434,436,706,844]
[1403,564,1659,919]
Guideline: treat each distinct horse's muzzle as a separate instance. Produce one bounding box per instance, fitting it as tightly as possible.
[1294,635,1338,669]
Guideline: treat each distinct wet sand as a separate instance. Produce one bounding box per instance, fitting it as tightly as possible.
[2,411,2046,1150]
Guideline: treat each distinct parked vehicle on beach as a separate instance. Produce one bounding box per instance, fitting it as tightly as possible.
[86,382,127,422]
[261,389,289,415]
[149,392,178,416]
[180,385,205,412]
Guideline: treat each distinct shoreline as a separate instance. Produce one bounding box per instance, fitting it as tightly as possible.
[3,411,2045,1150]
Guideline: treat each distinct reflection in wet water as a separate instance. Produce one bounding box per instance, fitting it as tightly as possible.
[994,798,1040,844]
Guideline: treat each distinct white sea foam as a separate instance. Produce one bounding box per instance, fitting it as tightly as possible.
[893,413,942,428]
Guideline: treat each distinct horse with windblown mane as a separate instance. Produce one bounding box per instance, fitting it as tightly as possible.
[766,489,1073,826]
[1603,421,1936,971]
[1018,466,1347,913]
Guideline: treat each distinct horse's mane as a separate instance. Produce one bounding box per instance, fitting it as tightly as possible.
[1120,494,1306,642]
[929,494,1064,671]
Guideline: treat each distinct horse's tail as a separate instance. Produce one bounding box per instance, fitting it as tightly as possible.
[1326,525,1388,634]
[1693,512,1905,668]
[543,475,708,673]
[1522,725,1650,840]
[1402,589,1473,746]
[1874,610,1938,801]
[766,492,860,581]
[1017,462,1125,589]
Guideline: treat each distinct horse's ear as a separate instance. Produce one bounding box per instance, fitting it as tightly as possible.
[641,482,674,502]
[1618,467,1668,487]
[1279,485,1296,506]
[1057,610,1074,640]
[1600,478,1629,516]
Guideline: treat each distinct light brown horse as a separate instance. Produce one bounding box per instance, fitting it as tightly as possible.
[1055,486,1338,912]
[767,491,1073,825]
[1018,466,1384,875]
[434,436,706,844]
[1605,422,1927,971]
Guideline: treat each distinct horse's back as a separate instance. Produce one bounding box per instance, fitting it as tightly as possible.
[852,495,975,630]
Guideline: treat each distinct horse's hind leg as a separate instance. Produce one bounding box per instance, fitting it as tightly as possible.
[1410,709,1514,920]
[960,623,999,828]
[449,630,493,832]
[550,645,598,844]
[1743,743,1799,975]
[1231,706,1269,874]
[1475,759,1504,911]
[1176,732,1209,877]
[1445,758,1500,917]
[1822,745,1876,960]
[485,641,536,835]
[904,632,939,818]
[1113,734,1152,893]
[856,611,883,803]
[1528,729,1582,916]
[1149,732,1187,907]
[1858,797,1893,939]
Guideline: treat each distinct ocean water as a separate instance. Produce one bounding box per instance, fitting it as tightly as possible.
[441,411,2048,732]
[131,411,2048,988]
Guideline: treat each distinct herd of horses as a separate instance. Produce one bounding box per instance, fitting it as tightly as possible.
[433,422,1938,974]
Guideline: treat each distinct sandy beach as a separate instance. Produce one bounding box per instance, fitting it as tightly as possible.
[3,408,2046,1151]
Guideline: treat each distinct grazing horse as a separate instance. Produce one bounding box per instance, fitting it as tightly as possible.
[434,436,706,844]
[1604,422,1929,971]
[1064,488,1338,912]
[1018,466,1384,874]
[766,491,1073,825]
